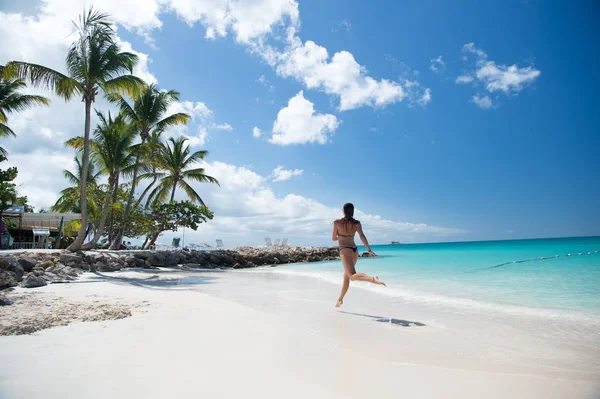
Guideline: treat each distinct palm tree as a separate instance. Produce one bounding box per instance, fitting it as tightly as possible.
[0,66,50,156]
[108,84,190,249]
[135,131,163,209]
[141,136,219,206]
[3,8,145,251]
[66,110,136,249]
[51,154,102,214]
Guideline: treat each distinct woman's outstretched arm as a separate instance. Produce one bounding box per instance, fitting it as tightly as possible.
[357,222,376,256]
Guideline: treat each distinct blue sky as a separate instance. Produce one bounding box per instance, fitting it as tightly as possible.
[1,0,599,246]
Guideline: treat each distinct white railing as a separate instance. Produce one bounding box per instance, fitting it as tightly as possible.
[12,242,35,249]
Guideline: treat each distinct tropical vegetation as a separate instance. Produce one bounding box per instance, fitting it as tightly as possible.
[0,8,219,251]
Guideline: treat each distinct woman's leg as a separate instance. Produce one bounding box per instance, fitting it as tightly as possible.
[340,248,386,285]
[338,248,386,304]
[335,273,350,307]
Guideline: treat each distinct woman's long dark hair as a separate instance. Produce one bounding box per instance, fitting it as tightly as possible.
[341,203,358,228]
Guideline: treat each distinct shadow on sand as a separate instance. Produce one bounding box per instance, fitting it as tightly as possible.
[61,267,223,291]
[338,311,426,327]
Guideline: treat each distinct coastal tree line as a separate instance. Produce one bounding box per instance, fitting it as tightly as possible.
[0,9,218,251]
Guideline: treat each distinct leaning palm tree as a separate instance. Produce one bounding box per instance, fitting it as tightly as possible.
[0,66,50,156]
[108,84,190,249]
[141,136,219,206]
[3,8,145,251]
[134,130,163,208]
[66,110,136,249]
[51,154,102,214]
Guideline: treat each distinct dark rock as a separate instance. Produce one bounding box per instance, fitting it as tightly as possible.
[6,263,24,281]
[95,262,116,272]
[273,257,280,264]
[0,294,13,306]
[164,254,180,266]
[147,253,166,267]
[32,266,45,276]
[59,253,82,265]
[37,261,54,269]
[21,275,47,288]
[134,252,151,260]
[18,258,37,272]
[361,252,370,258]
[0,257,11,270]
[232,262,242,269]
[0,271,17,290]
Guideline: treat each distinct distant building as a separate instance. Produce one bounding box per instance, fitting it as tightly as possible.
[0,205,81,249]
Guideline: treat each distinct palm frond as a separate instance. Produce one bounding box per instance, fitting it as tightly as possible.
[3,62,82,100]
[154,112,190,133]
[0,122,16,139]
[178,180,206,207]
[101,74,146,98]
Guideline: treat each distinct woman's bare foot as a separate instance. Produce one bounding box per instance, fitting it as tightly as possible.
[335,299,343,308]
[373,276,386,286]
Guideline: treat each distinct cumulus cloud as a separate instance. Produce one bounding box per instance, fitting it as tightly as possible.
[457,42,541,97]
[455,75,474,84]
[430,55,446,73]
[270,165,303,182]
[164,101,231,146]
[252,126,263,138]
[470,94,493,109]
[269,91,339,146]
[159,159,465,246]
[0,1,464,246]
[272,40,405,111]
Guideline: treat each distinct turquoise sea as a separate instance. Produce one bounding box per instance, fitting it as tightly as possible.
[275,237,600,319]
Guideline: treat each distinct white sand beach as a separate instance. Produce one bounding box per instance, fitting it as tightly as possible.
[1,267,599,399]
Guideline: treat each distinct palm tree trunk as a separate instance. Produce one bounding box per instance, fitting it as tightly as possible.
[110,144,143,249]
[146,231,161,249]
[170,180,178,202]
[136,172,157,208]
[107,173,119,245]
[141,235,150,250]
[67,97,92,252]
[81,176,114,250]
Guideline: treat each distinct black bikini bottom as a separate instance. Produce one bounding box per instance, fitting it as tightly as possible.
[340,246,358,253]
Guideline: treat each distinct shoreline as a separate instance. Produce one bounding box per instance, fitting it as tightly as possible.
[1,268,598,398]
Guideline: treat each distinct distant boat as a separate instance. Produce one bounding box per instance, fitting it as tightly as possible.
[391,241,402,245]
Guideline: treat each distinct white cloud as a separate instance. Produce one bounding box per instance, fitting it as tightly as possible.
[269,91,339,146]
[256,75,275,92]
[270,165,303,182]
[457,42,541,96]
[418,88,432,106]
[0,1,464,246]
[332,19,351,32]
[213,123,233,131]
[158,159,465,246]
[476,62,541,94]
[2,1,413,113]
[470,94,493,109]
[455,75,474,84]
[164,100,231,145]
[272,40,405,111]
[462,42,488,59]
[430,55,445,73]
[4,151,77,210]
[252,126,263,138]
